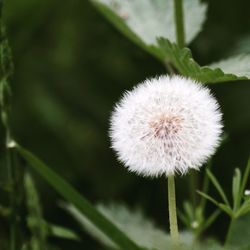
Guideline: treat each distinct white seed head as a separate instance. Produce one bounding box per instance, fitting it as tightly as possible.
[110,75,223,177]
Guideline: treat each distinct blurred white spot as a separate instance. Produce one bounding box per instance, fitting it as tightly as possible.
[191,221,199,229]
[244,190,250,196]
[7,140,17,148]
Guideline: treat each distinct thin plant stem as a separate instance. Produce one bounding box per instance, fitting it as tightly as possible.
[1,73,19,250]
[224,218,234,246]
[173,0,185,48]
[164,61,175,75]
[168,175,180,250]
[0,2,22,249]
[7,146,17,250]
[1,83,19,250]
[164,0,185,72]
[200,160,212,211]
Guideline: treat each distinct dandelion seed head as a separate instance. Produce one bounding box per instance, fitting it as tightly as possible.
[110,75,223,177]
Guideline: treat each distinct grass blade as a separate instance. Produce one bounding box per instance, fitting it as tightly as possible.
[206,169,230,207]
[240,157,250,199]
[183,201,194,221]
[200,160,212,211]
[177,209,189,227]
[218,204,233,217]
[47,223,80,241]
[232,168,242,211]
[197,209,221,235]
[17,145,143,250]
[196,191,219,207]
[236,198,250,218]
[24,173,48,250]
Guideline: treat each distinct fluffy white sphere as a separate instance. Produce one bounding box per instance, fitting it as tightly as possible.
[110,75,223,177]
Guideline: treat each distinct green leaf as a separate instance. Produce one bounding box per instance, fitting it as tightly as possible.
[236,198,250,217]
[240,157,250,199]
[209,54,250,78]
[88,0,250,84]
[91,0,207,45]
[47,224,80,241]
[225,213,250,249]
[217,204,233,217]
[89,0,163,61]
[196,191,219,207]
[177,209,189,227]
[27,217,80,242]
[157,38,248,83]
[24,173,48,250]
[199,160,213,211]
[25,171,79,249]
[65,203,228,250]
[17,145,143,250]
[194,206,203,225]
[206,169,230,207]
[197,191,233,216]
[192,239,224,250]
[236,205,250,218]
[64,202,194,250]
[197,209,221,235]
[90,0,146,50]
[232,168,242,211]
[183,201,194,222]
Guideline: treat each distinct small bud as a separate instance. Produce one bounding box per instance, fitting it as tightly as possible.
[244,190,250,196]
[191,221,199,229]
[7,139,17,148]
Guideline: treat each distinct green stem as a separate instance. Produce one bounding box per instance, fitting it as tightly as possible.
[168,4,184,245]
[0,2,22,249]
[164,61,175,75]
[173,0,185,48]
[7,147,17,250]
[2,87,20,250]
[224,218,234,246]
[168,176,180,250]
[200,160,212,211]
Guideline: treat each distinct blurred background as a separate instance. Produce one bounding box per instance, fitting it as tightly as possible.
[0,0,250,249]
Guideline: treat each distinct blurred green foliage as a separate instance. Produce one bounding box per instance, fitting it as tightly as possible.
[0,0,250,249]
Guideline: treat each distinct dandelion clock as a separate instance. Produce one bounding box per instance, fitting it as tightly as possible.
[110,75,223,249]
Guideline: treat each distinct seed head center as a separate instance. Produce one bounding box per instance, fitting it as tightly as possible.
[150,114,183,138]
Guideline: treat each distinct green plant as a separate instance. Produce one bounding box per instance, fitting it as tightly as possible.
[0,0,250,249]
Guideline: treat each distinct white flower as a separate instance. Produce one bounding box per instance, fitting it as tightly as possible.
[110,75,223,177]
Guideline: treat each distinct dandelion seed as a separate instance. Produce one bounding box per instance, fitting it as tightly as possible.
[110,75,223,177]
